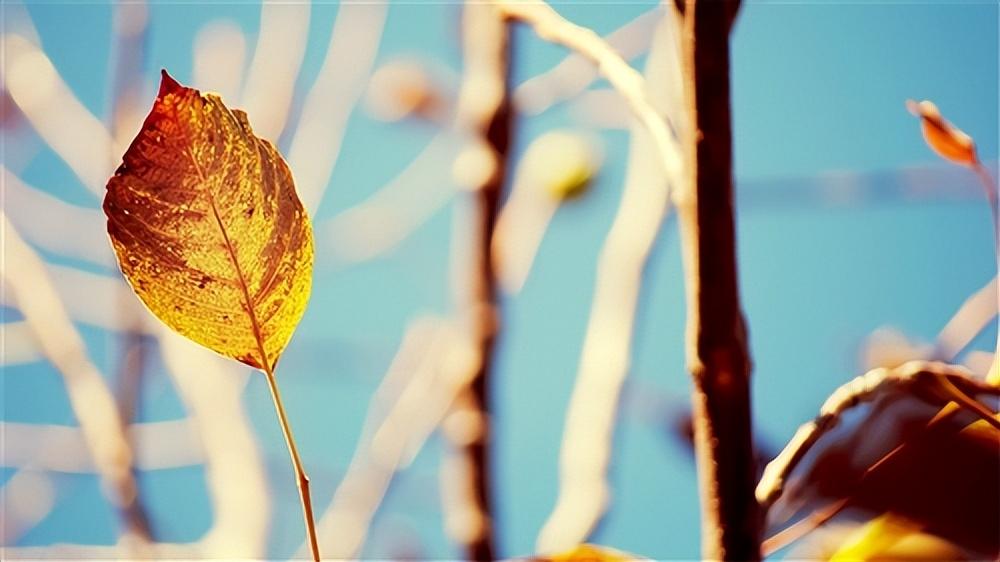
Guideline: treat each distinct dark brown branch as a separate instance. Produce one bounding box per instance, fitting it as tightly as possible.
[445,4,514,560]
[674,1,761,559]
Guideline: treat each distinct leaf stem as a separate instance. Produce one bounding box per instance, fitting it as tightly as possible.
[263,364,321,562]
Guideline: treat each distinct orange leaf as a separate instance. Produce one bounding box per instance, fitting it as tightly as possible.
[906,99,978,165]
[104,70,313,371]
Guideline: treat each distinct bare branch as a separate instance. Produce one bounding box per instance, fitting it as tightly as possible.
[514,8,662,115]
[1,215,151,549]
[287,4,388,214]
[536,11,686,552]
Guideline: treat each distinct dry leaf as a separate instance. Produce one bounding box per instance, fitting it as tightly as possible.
[906,100,978,165]
[104,70,313,371]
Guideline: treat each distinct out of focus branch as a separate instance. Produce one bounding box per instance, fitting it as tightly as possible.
[442,4,514,560]
[513,7,661,115]
[305,318,477,559]
[192,21,247,102]
[286,3,388,214]
[535,11,686,553]
[2,34,117,197]
[933,275,998,361]
[756,360,1000,511]
[1,215,151,549]
[1,420,203,472]
[325,133,461,262]
[240,1,310,141]
[498,2,682,185]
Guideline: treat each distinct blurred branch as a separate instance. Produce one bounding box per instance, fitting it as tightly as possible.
[325,133,461,263]
[1,420,203,472]
[535,12,685,553]
[158,330,271,559]
[0,321,42,366]
[756,360,1000,511]
[2,34,117,197]
[933,276,999,362]
[306,318,477,559]
[1,215,151,550]
[1,470,56,544]
[287,3,388,214]
[192,20,247,102]
[1,166,112,266]
[498,2,683,185]
[439,4,516,560]
[513,7,661,115]
[240,1,310,140]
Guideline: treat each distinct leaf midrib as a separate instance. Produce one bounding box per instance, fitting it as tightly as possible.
[186,146,273,372]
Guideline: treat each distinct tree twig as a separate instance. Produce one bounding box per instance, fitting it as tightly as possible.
[535,10,686,553]
[1,215,151,552]
[443,4,515,559]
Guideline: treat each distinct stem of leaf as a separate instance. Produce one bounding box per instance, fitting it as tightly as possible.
[263,365,321,562]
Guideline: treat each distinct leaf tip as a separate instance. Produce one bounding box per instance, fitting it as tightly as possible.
[158,69,183,98]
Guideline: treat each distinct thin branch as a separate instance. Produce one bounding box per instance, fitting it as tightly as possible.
[498,2,682,185]
[1,215,151,551]
[240,1,311,140]
[756,360,1000,510]
[158,330,271,558]
[3,33,118,197]
[1,420,203,473]
[305,318,477,559]
[513,7,662,115]
[535,10,686,552]
[325,133,461,263]
[442,4,515,560]
[286,3,388,214]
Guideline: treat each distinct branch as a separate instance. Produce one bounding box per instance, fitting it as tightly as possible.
[756,360,1000,510]
[1,215,151,550]
[513,7,662,115]
[442,4,515,559]
[497,2,682,185]
[304,318,476,559]
[535,10,686,552]
[672,1,761,559]
[286,3,388,214]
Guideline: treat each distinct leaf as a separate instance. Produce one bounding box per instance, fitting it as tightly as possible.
[104,70,313,371]
[536,544,647,562]
[906,99,978,165]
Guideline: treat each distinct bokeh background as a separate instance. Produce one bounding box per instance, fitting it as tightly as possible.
[2,1,998,560]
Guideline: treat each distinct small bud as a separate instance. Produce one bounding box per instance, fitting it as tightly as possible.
[906,99,978,165]
[520,130,602,202]
[365,59,445,123]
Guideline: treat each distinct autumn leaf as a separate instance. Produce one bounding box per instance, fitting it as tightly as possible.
[104,70,313,372]
[906,99,978,165]
[534,544,647,562]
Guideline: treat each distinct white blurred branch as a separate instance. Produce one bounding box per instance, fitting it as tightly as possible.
[1,215,150,546]
[513,8,661,115]
[241,2,310,140]
[287,4,388,214]
[535,10,685,553]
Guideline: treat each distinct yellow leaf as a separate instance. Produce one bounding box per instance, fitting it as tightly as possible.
[539,544,646,562]
[906,99,978,166]
[829,513,967,561]
[104,70,313,371]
